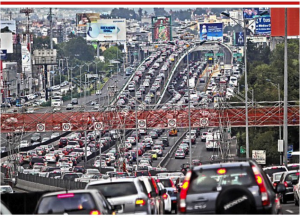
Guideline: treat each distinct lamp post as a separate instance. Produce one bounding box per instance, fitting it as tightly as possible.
[78,65,84,99]
[221,10,268,159]
[266,79,282,164]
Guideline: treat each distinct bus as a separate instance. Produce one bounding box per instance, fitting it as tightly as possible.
[51,96,63,107]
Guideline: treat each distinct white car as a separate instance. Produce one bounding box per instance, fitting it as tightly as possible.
[93,160,107,168]
[157,183,172,213]
[294,177,300,206]
[41,137,50,143]
[127,137,136,145]
[45,154,56,163]
[125,142,132,150]
[66,103,74,110]
[27,108,34,113]
[50,132,60,139]
[19,140,29,148]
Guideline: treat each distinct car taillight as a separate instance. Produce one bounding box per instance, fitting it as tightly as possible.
[179,170,192,213]
[136,199,146,206]
[148,193,152,198]
[57,193,74,198]
[252,166,270,206]
[90,210,101,215]
[284,181,288,187]
[162,193,168,199]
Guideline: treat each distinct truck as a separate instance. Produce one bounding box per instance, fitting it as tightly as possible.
[206,131,221,151]
[188,77,195,89]
[224,64,232,77]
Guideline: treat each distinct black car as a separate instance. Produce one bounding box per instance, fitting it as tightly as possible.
[161,137,169,147]
[153,129,164,136]
[278,170,299,204]
[31,133,42,143]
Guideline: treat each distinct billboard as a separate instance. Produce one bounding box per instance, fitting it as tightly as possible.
[22,45,31,72]
[86,19,126,42]
[243,8,259,19]
[0,20,16,34]
[271,8,299,37]
[199,23,223,42]
[252,150,266,164]
[76,13,100,27]
[0,49,7,60]
[255,16,271,35]
[0,33,13,53]
[235,32,244,46]
[151,16,172,42]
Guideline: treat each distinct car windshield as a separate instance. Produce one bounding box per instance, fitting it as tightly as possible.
[264,167,287,177]
[1,186,13,193]
[37,193,96,214]
[188,167,255,193]
[87,182,137,198]
[158,179,172,188]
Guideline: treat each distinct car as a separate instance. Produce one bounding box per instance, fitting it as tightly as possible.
[86,178,151,214]
[294,176,300,206]
[278,170,300,204]
[175,149,185,159]
[71,98,78,105]
[148,150,158,160]
[31,133,41,143]
[263,166,288,182]
[153,146,163,157]
[201,132,208,142]
[155,177,178,213]
[34,189,115,214]
[96,90,102,95]
[139,176,165,214]
[169,129,178,136]
[27,107,34,113]
[0,185,14,194]
[156,182,172,214]
[179,160,286,214]
[50,132,60,139]
[66,103,74,110]
[41,137,50,143]
[19,140,29,148]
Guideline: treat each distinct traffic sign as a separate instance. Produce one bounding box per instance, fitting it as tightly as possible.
[205,53,214,57]
[288,144,293,159]
[240,146,246,154]
[138,119,147,129]
[62,123,72,131]
[216,53,224,57]
[36,123,45,132]
[94,122,103,130]
[200,118,209,127]
[252,150,266,164]
[168,119,177,128]
[233,53,242,57]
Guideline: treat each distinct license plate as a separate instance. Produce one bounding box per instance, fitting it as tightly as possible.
[194,203,206,210]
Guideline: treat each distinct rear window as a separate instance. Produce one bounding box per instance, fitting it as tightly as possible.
[287,165,300,171]
[32,158,44,163]
[263,167,287,177]
[188,167,255,194]
[37,193,96,214]
[63,174,79,181]
[285,172,299,182]
[48,172,61,178]
[158,179,172,188]
[87,182,137,198]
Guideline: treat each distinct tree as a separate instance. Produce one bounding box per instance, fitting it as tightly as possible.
[138,8,143,21]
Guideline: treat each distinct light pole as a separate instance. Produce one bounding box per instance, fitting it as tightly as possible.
[84,62,92,104]
[266,79,282,164]
[135,81,139,170]
[78,65,84,99]
[221,10,268,159]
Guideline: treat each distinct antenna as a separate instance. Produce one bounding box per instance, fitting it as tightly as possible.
[20,8,34,34]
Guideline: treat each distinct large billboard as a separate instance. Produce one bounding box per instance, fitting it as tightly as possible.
[151,16,172,42]
[86,19,126,42]
[0,20,16,34]
[243,8,259,19]
[255,15,271,35]
[235,32,244,46]
[76,13,100,27]
[271,8,299,37]
[0,33,13,53]
[199,23,223,42]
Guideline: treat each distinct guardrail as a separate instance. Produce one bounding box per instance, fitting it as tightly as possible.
[157,130,188,168]
[155,46,196,108]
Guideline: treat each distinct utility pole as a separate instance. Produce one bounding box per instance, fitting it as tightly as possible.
[48,8,54,49]
[283,8,288,166]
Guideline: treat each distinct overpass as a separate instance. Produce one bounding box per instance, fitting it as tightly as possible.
[1,102,299,132]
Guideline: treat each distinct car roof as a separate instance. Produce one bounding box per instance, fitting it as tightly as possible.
[87,177,137,186]
[41,189,98,197]
[194,161,251,170]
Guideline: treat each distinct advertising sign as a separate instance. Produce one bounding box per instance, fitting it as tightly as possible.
[76,13,100,27]
[22,45,31,73]
[255,16,271,35]
[151,16,172,42]
[86,19,126,42]
[0,20,16,34]
[235,32,244,46]
[271,8,299,37]
[252,150,266,164]
[0,33,13,53]
[199,23,223,42]
[243,8,259,19]
[0,49,7,60]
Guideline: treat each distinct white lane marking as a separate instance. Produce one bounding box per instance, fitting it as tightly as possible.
[286,210,294,214]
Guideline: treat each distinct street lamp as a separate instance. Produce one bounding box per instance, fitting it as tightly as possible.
[266,79,282,164]
[221,10,268,159]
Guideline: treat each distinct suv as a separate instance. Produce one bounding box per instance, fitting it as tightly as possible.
[278,170,300,204]
[86,178,151,214]
[179,160,285,214]
[139,177,165,214]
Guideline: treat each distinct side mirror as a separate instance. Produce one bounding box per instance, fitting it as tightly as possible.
[276,183,286,193]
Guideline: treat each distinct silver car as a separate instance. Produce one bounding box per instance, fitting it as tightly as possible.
[86,178,151,214]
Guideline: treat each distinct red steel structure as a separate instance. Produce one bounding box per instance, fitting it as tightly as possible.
[1,103,299,133]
